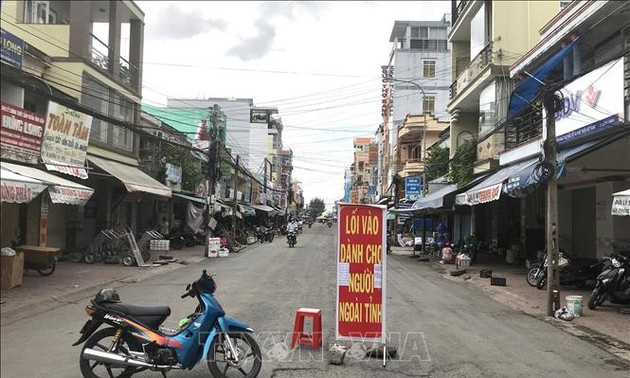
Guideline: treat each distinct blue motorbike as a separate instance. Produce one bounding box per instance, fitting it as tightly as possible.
[73,270,262,377]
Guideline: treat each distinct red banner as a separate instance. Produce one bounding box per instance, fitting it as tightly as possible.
[336,203,387,343]
[0,102,45,164]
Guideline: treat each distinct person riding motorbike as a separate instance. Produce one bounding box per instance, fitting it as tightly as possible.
[286,218,299,246]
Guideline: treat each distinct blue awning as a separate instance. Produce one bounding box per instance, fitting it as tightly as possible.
[507,37,581,120]
[504,137,614,198]
[412,184,459,210]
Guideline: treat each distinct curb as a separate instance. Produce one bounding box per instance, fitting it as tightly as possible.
[431,260,630,365]
[0,255,207,327]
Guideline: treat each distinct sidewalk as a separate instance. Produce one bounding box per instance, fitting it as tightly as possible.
[0,246,208,326]
[392,247,630,363]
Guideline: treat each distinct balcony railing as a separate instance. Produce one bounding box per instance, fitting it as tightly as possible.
[119,56,138,88]
[90,33,110,71]
[451,41,494,100]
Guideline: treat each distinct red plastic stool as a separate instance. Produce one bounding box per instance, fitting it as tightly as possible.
[291,308,322,351]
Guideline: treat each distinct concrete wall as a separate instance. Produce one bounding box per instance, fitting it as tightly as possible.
[492,1,560,67]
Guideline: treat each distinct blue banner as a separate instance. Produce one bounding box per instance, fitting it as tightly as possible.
[405,176,421,198]
[1,29,24,69]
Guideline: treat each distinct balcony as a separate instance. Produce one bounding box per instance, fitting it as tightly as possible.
[398,122,425,143]
[451,41,493,101]
[397,159,424,178]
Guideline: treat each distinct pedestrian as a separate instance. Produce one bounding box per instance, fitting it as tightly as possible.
[160,216,170,236]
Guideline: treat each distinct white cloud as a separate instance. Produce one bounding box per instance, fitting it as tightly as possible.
[138,1,451,206]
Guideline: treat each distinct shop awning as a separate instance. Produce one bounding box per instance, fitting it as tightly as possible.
[88,155,172,198]
[0,165,49,204]
[412,184,459,210]
[612,189,630,216]
[1,162,94,205]
[249,204,275,212]
[456,159,537,206]
[173,192,207,205]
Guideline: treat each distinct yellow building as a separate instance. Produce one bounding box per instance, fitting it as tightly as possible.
[448,0,562,173]
[1,1,171,252]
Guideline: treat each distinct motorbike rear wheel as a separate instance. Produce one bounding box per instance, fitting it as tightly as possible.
[207,332,262,378]
[588,286,607,310]
[79,327,143,378]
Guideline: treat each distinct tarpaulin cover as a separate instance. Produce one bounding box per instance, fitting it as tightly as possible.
[507,37,581,120]
[186,202,205,232]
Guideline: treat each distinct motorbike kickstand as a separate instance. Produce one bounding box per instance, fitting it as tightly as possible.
[160,372,168,378]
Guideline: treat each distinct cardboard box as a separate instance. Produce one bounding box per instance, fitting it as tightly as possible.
[1,252,24,289]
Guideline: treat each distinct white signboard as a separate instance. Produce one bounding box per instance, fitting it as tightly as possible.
[548,58,624,143]
[611,189,630,216]
[41,101,93,179]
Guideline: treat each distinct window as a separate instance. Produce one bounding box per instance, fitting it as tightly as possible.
[411,145,421,160]
[479,81,497,135]
[24,1,54,24]
[112,94,134,152]
[83,77,109,143]
[423,60,436,78]
[422,95,435,115]
[470,3,487,60]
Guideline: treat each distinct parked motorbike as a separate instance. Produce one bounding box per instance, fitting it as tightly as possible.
[73,270,262,378]
[287,231,297,248]
[533,252,602,289]
[588,255,630,310]
[255,226,274,243]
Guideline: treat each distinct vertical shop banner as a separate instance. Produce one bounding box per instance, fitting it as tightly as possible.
[39,192,50,246]
[336,203,387,343]
[1,102,45,164]
[41,101,93,179]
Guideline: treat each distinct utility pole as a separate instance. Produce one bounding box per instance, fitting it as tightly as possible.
[232,155,239,244]
[543,92,560,316]
[205,104,220,256]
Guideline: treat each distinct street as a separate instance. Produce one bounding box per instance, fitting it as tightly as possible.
[1,223,628,378]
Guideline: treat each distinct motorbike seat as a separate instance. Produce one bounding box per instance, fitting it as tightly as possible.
[102,303,171,329]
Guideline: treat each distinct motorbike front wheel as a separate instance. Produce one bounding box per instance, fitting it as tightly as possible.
[526,268,540,287]
[207,332,262,378]
[588,286,607,310]
[79,327,143,378]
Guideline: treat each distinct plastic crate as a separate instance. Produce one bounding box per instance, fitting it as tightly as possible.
[150,240,170,251]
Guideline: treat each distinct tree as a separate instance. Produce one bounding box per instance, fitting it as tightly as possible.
[425,146,450,182]
[449,139,476,188]
[308,197,326,217]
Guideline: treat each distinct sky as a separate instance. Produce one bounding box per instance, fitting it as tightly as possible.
[136,1,451,211]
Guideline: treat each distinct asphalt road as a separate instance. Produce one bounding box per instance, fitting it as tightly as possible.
[1,223,628,377]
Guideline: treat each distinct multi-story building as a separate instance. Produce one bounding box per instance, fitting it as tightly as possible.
[453,0,629,259]
[394,113,449,201]
[447,0,560,173]
[350,137,375,204]
[1,1,172,251]
[384,14,452,196]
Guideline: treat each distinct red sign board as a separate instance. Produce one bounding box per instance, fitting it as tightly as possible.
[0,102,44,164]
[336,203,387,343]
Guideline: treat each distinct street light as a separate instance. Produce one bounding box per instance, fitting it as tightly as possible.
[386,78,428,197]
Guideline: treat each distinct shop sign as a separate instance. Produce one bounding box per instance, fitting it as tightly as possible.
[41,101,93,179]
[405,176,421,199]
[336,203,387,343]
[369,144,378,165]
[0,180,47,203]
[611,193,629,216]
[48,186,94,206]
[464,183,502,205]
[1,102,45,164]
[548,58,624,143]
[1,28,24,69]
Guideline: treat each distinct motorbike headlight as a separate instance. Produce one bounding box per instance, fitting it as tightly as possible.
[612,259,621,268]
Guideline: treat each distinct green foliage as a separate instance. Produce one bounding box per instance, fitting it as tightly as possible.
[162,143,204,192]
[308,197,326,217]
[425,146,450,182]
[448,139,475,188]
